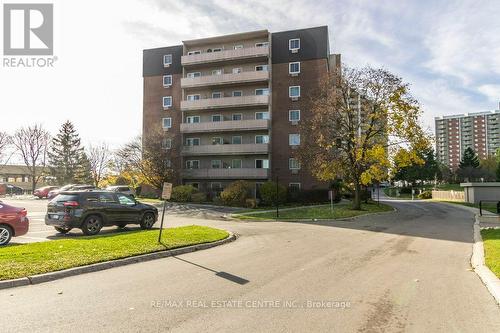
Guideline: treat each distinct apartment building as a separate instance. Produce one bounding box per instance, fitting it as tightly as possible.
[143,26,340,194]
[435,108,500,169]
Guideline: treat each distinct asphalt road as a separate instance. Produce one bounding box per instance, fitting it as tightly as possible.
[1,199,499,332]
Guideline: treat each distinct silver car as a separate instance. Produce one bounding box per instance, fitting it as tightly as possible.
[105,185,135,197]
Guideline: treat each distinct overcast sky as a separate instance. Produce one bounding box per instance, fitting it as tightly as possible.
[1,0,499,149]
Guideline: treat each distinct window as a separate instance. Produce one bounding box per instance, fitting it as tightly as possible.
[186,160,200,169]
[211,160,222,169]
[212,69,223,75]
[231,159,242,168]
[162,117,172,129]
[232,136,242,144]
[163,75,172,87]
[99,193,117,203]
[117,193,136,206]
[289,62,300,74]
[163,96,172,108]
[211,182,222,190]
[255,159,269,169]
[289,110,300,121]
[232,67,242,74]
[289,86,300,98]
[289,183,301,191]
[187,94,200,101]
[234,45,243,50]
[289,158,301,170]
[165,159,172,168]
[187,72,201,78]
[255,135,269,144]
[185,138,200,146]
[255,65,268,72]
[212,47,222,52]
[255,88,269,96]
[212,137,223,145]
[255,42,269,47]
[163,54,172,67]
[232,91,242,97]
[289,38,300,51]
[186,116,200,123]
[187,50,201,55]
[289,134,300,146]
[255,112,270,120]
[232,113,242,121]
[212,115,222,122]
[212,92,222,98]
[163,138,172,149]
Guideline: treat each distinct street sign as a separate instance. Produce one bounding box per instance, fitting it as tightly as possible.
[162,182,172,200]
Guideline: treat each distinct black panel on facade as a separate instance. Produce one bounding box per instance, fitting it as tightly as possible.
[143,45,183,77]
[271,26,329,64]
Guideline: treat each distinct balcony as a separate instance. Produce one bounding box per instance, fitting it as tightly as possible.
[180,119,270,133]
[181,46,269,66]
[181,95,269,111]
[183,168,270,179]
[182,143,269,156]
[181,71,269,88]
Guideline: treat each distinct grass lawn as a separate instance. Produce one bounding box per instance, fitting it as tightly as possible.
[481,229,500,278]
[137,197,163,204]
[0,226,228,281]
[233,202,393,220]
[435,183,463,191]
[436,200,498,214]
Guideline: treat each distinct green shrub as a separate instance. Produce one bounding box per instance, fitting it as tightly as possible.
[220,180,252,206]
[191,192,207,203]
[418,191,432,199]
[245,198,257,209]
[260,181,287,206]
[171,185,198,202]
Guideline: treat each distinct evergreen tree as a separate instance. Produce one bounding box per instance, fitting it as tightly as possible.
[48,121,86,185]
[459,147,480,169]
[75,151,93,184]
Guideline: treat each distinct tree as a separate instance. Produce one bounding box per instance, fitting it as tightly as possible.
[457,147,481,182]
[0,131,11,163]
[478,156,496,182]
[74,151,93,184]
[87,143,112,187]
[393,146,440,185]
[116,129,178,191]
[48,121,87,185]
[297,66,428,209]
[11,125,50,191]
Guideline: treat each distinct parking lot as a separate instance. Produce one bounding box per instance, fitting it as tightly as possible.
[0,197,240,244]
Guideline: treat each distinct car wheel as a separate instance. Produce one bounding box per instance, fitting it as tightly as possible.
[0,225,13,245]
[140,212,156,230]
[81,215,103,236]
[54,227,72,234]
[117,223,127,229]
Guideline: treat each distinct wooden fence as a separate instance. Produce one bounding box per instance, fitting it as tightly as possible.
[432,190,464,202]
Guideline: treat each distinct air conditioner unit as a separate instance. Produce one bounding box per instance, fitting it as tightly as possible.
[164,64,170,68]
[164,84,172,88]
[291,49,299,53]
[291,121,299,126]
[291,97,299,101]
[291,169,299,174]
[291,73,299,77]
[291,145,298,150]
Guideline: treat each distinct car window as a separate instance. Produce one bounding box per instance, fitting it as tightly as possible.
[86,195,99,202]
[117,194,135,206]
[99,193,117,203]
[52,194,78,203]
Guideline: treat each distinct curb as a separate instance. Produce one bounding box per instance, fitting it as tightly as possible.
[0,232,237,290]
[471,215,500,305]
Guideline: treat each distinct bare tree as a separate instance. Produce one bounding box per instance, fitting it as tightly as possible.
[0,131,11,164]
[87,143,112,187]
[12,125,51,191]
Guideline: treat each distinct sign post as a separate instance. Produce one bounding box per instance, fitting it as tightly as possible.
[328,190,334,213]
[158,182,172,243]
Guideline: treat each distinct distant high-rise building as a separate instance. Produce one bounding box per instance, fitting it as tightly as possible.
[435,107,500,169]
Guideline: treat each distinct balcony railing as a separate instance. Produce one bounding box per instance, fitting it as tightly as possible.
[181,46,269,66]
[183,168,270,179]
[181,95,269,110]
[180,119,270,133]
[182,143,269,156]
[181,71,269,88]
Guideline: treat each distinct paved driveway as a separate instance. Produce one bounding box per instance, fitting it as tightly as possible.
[0,200,499,332]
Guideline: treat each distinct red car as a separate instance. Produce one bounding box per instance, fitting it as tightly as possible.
[34,186,59,199]
[0,201,29,245]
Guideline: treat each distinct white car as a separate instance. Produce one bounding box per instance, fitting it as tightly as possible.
[105,186,135,197]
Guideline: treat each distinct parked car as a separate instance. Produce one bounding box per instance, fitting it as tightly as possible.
[71,185,96,191]
[34,186,59,199]
[6,185,24,196]
[0,200,29,245]
[45,191,158,235]
[105,185,135,197]
[47,184,76,200]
